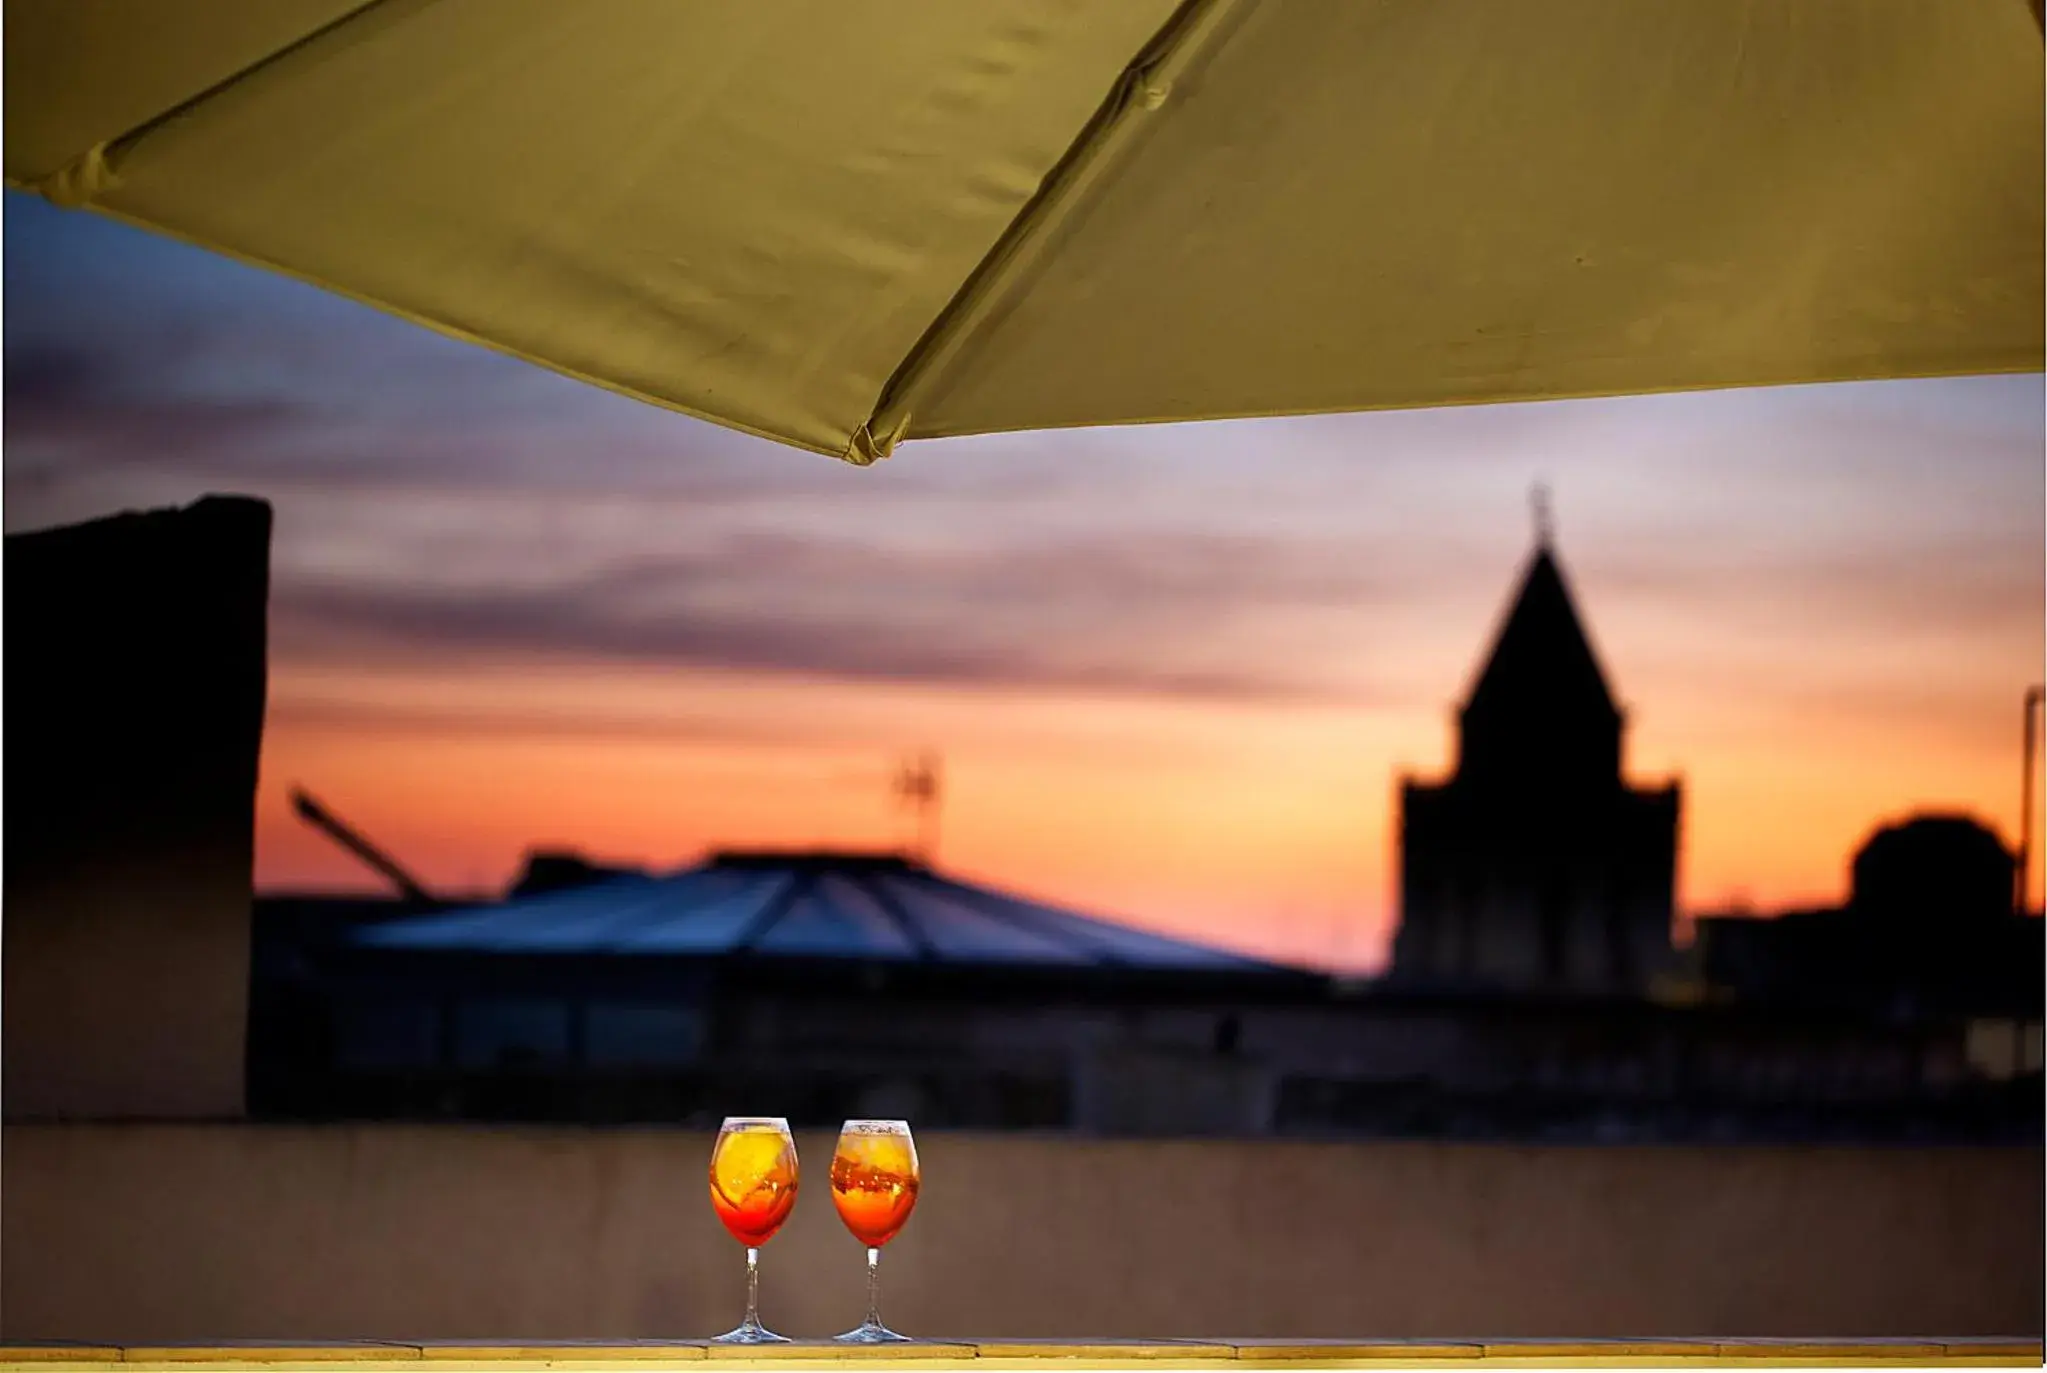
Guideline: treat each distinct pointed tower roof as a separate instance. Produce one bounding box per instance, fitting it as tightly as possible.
[1460,494,1619,725]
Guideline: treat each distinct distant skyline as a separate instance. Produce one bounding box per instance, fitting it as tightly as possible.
[6,191,2043,971]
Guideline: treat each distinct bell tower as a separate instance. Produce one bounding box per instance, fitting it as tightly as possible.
[1393,491,1679,995]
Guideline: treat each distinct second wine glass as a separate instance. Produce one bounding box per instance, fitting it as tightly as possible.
[829,1119,921,1343]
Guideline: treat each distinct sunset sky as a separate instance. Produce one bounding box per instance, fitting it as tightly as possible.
[7,190,2042,971]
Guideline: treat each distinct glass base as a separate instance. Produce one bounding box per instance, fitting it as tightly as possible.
[712,1320,792,1345]
[836,1321,911,1344]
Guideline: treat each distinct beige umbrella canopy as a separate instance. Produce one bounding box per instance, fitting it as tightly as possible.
[8,0,2041,464]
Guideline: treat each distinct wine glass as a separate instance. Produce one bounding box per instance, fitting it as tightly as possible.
[707,1117,799,1343]
[829,1119,921,1343]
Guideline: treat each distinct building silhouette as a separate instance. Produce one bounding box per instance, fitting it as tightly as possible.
[253,841,2034,1140]
[1693,812,2043,1023]
[1853,814,2015,930]
[250,848,1310,1133]
[1393,500,1679,996]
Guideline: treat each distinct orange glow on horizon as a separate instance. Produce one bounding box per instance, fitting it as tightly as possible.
[254,645,2043,973]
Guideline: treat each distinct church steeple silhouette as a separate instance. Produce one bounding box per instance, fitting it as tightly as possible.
[1392,489,1680,995]
[1457,490,1622,791]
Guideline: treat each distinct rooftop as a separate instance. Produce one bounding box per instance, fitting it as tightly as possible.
[353,848,1283,972]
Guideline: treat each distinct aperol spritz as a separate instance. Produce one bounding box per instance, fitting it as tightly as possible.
[829,1119,920,1342]
[708,1117,799,1343]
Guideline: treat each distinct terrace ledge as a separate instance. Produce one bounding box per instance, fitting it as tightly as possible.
[0,1339,2038,1369]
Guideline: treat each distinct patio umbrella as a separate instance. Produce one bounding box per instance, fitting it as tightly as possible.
[8,0,2041,464]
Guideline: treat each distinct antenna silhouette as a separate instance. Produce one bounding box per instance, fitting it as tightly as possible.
[2020,685,2043,915]
[1531,481,1555,546]
[893,751,942,865]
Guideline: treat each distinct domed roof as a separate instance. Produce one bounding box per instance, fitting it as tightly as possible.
[1851,813,2014,923]
[353,849,1282,971]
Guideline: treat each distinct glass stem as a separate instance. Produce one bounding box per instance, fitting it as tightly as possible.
[865,1246,882,1330]
[745,1247,761,1330]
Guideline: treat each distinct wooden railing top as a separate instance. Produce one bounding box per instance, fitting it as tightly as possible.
[0,1340,2037,1369]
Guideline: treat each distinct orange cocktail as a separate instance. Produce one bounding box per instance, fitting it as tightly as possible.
[708,1117,799,1343]
[830,1124,920,1245]
[829,1119,920,1342]
[710,1121,799,1246]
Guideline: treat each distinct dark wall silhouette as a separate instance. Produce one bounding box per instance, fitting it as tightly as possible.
[3,496,271,1119]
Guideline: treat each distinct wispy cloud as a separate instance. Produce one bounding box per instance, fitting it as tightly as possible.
[266,525,1439,704]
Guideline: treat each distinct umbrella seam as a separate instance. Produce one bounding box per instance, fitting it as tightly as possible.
[23,0,404,202]
[850,0,1255,465]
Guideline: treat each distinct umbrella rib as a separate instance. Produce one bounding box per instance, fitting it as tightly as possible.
[848,0,1253,465]
[19,0,404,204]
